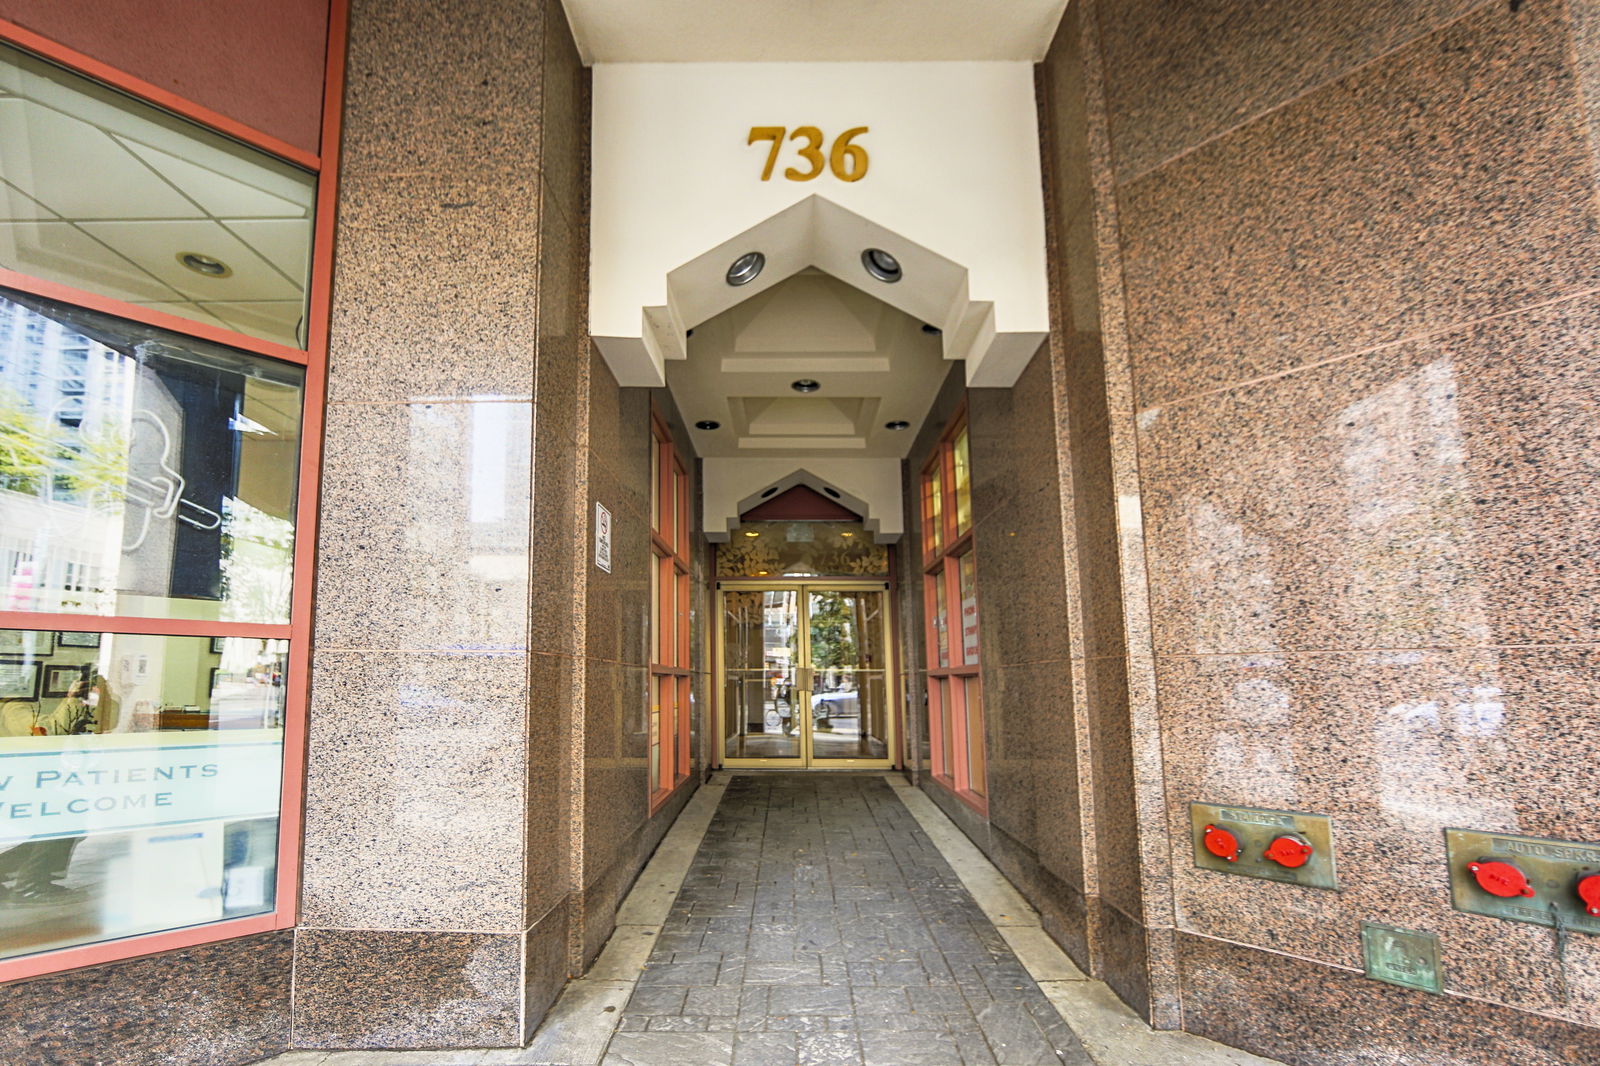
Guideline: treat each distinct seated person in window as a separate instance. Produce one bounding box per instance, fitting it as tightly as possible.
[0,679,96,904]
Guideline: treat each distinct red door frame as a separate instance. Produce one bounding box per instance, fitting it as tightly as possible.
[0,2,348,983]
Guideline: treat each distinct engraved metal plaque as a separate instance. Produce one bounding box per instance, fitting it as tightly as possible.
[1188,803,1339,890]
[1444,828,1600,935]
[1361,922,1442,994]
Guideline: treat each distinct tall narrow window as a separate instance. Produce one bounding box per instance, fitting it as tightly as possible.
[921,408,985,808]
[649,413,692,808]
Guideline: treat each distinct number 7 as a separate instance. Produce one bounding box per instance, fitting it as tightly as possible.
[748,126,785,181]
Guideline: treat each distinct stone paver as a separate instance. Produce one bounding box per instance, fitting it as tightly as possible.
[599,775,1093,1066]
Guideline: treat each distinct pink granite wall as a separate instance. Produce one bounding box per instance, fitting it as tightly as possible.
[1042,0,1600,1060]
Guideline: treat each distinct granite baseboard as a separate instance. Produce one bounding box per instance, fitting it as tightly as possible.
[1177,931,1600,1065]
[522,902,572,1044]
[581,777,699,966]
[988,820,1091,972]
[291,928,523,1050]
[0,931,292,1066]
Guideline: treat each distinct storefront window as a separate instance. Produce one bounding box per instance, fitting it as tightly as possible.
[0,629,285,959]
[0,32,319,978]
[0,43,316,349]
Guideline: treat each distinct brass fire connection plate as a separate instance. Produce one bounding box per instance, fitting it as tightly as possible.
[1361,922,1443,994]
[1188,802,1339,890]
[1444,828,1600,934]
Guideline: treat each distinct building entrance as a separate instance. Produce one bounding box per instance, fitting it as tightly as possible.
[717,582,895,769]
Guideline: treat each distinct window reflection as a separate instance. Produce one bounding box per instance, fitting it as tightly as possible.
[0,43,316,348]
[0,289,303,622]
[0,630,283,960]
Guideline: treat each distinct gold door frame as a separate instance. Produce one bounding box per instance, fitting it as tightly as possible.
[715,579,897,770]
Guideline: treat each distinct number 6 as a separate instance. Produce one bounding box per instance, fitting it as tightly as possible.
[830,127,869,182]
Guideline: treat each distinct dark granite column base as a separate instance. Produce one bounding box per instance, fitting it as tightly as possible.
[0,931,292,1066]
[292,928,523,1050]
[1177,932,1600,1066]
[1090,897,1152,1022]
[523,901,572,1045]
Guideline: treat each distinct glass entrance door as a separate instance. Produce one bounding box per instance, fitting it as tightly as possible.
[718,583,895,768]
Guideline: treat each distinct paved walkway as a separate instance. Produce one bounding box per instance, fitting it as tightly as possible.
[264,773,1282,1066]
[603,774,1088,1066]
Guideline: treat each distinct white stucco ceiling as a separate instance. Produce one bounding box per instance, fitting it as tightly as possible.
[559,0,1072,63]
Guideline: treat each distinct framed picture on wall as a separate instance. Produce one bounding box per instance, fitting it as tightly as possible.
[210,637,227,654]
[0,631,53,658]
[57,631,102,649]
[0,661,41,702]
[41,665,83,700]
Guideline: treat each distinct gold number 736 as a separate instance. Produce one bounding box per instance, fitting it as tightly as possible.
[747,126,870,182]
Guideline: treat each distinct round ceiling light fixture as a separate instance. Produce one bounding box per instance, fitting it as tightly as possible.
[790,379,821,393]
[861,248,902,283]
[726,251,765,286]
[822,487,842,499]
[694,420,720,430]
[743,530,761,538]
[921,323,942,335]
[178,252,232,278]
[884,420,911,431]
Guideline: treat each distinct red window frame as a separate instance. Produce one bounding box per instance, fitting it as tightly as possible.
[649,410,692,811]
[0,5,349,983]
[921,406,986,814]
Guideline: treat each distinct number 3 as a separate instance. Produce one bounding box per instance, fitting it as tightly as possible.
[785,127,825,181]
[748,127,870,182]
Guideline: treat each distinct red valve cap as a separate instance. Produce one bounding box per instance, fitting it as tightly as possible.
[1467,860,1535,899]
[1203,824,1240,863]
[1264,835,1314,869]
[1578,874,1600,917]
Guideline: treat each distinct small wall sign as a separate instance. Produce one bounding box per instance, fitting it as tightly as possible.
[1360,921,1442,994]
[595,502,612,573]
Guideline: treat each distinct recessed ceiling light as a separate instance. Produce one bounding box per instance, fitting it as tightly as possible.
[726,251,765,286]
[885,420,910,431]
[921,323,941,335]
[756,570,769,576]
[861,248,902,283]
[743,530,761,538]
[840,531,854,538]
[822,487,841,499]
[791,379,821,393]
[178,252,231,278]
[760,487,779,498]
[695,420,720,430]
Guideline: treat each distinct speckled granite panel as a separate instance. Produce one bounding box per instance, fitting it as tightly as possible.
[0,932,291,1066]
[531,194,589,451]
[989,820,1091,968]
[984,661,1085,890]
[292,929,522,1049]
[523,900,572,1044]
[1177,932,1600,1065]
[1119,0,1600,408]
[1096,0,1487,182]
[1082,652,1142,921]
[1139,294,1600,657]
[327,170,545,404]
[583,661,651,864]
[526,650,575,925]
[301,650,528,931]
[341,0,545,182]
[1160,646,1600,1025]
[539,0,589,228]
[968,351,1073,669]
[584,463,651,667]
[314,401,533,651]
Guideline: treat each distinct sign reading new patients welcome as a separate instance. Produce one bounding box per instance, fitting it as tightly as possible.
[0,733,282,843]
